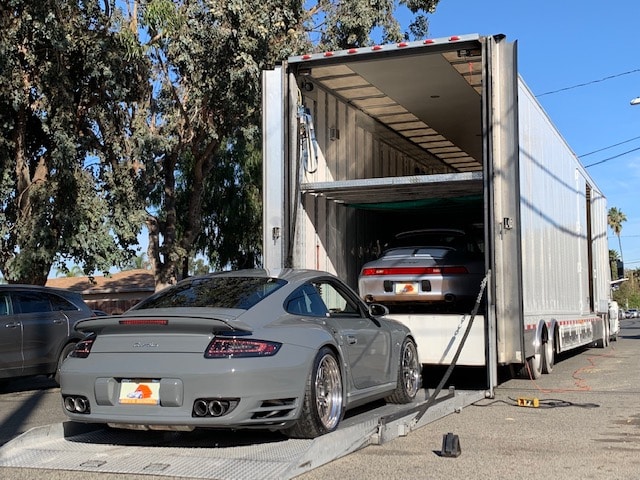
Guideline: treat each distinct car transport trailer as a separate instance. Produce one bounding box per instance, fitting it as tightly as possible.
[261,33,617,392]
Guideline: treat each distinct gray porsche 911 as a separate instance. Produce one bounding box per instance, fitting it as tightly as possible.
[60,269,421,439]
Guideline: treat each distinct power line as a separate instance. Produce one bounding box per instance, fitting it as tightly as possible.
[536,68,640,97]
[579,135,640,157]
[584,146,640,168]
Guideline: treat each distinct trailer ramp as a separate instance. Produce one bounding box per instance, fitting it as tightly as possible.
[0,389,484,479]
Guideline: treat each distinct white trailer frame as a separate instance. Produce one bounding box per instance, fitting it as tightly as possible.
[262,34,614,392]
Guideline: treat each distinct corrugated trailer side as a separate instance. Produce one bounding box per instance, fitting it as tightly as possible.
[515,78,611,371]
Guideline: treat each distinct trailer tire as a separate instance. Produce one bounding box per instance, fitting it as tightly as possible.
[541,329,555,375]
[385,338,421,404]
[594,320,609,348]
[601,320,610,348]
[522,353,542,379]
[284,347,344,439]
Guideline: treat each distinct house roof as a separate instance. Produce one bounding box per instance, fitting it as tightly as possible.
[46,269,155,294]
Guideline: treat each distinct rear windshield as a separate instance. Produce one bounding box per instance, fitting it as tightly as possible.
[391,231,481,253]
[132,276,286,310]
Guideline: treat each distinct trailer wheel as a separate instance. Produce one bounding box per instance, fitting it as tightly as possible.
[542,330,555,375]
[284,347,344,439]
[385,338,421,404]
[599,320,610,348]
[522,353,542,379]
[594,320,609,348]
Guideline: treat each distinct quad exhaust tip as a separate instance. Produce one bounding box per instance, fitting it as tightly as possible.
[63,395,91,414]
[193,399,233,417]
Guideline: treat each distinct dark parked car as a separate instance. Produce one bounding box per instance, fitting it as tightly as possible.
[358,228,485,310]
[60,269,421,439]
[0,285,94,385]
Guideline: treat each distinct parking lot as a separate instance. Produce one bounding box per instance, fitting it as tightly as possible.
[1,319,639,480]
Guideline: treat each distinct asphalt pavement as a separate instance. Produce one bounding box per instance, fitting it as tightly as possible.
[1,318,639,480]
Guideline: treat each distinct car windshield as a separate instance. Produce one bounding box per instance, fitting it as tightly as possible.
[132,276,286,310]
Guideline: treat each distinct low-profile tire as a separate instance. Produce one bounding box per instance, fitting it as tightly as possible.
[542,330,555,375]
[54,342,76,386]
[284,347,344,439]
[386,338,421,404]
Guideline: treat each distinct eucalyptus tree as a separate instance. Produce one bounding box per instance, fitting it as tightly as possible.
[0,0,149,284]
[121,0,440,290]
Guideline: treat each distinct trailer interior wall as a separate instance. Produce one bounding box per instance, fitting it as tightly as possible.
[287,50,486,284]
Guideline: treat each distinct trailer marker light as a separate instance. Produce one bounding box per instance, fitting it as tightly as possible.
[449,36,461,41]
[398,42,409,48]
[424,39,435,44]
[347,49,357,54]
[372,45,383,51]
[301,54,312,60]
[324,51,334,57]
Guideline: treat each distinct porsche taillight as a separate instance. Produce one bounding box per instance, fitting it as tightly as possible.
[70,336,95,358]
[361,266,469,276]
[204,338,282,358]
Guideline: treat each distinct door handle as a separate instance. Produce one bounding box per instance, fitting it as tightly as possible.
[5,322,20,328]
[346,335,357,345]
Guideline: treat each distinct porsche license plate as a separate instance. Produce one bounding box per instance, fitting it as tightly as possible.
[119,379,160,405]
[394,282,419,294]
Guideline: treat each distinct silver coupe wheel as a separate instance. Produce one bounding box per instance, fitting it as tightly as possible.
[284,347,344,438]
[314,351,343,430]
[386,338,421,404]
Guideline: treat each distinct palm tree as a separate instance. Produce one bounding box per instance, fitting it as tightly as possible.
[610,249,621,280]
[607,207,627,265]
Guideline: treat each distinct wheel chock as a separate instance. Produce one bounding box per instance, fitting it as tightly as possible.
[440,432,461,457]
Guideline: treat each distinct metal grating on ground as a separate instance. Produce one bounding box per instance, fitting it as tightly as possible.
[0,389,485,479]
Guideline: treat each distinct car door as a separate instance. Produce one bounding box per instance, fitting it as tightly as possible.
[0,292,23,377]
[312,280,392,390]
[13,290,68,371]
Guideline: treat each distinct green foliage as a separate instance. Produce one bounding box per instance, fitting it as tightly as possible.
[0,0,149,284]
[0,0,441,288]
[612,273,640,309]
[305,0,439,49]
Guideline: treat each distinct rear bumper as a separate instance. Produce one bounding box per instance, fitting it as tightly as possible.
[60,349,312,430]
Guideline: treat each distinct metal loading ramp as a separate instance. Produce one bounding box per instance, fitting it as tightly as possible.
[0,389,485,479]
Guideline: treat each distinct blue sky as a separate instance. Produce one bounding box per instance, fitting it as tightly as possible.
[409,0,640,268]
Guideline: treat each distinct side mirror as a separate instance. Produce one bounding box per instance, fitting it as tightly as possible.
[368,303,389,317]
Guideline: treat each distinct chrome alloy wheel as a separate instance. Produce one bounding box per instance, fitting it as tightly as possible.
[401,340,421,397]
[314,353,343,430]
